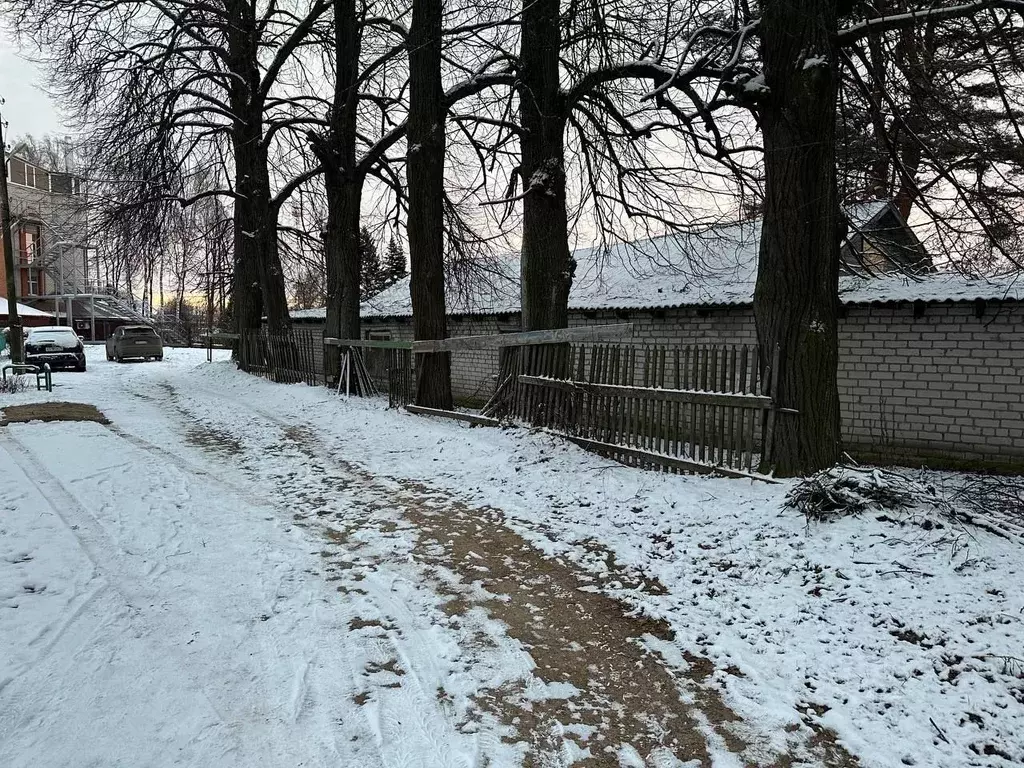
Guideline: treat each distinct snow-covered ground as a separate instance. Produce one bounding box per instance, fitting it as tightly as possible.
[1,348,1022,768]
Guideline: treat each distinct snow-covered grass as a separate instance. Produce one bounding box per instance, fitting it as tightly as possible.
[3,347,1022,767]
[180,354,1023,768]
[0,348,531,768]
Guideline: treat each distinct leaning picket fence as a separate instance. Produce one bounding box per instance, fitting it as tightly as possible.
[224,324,786,480]
[487,342,783,480]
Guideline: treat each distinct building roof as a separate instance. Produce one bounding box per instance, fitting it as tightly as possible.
[291,201,1023,320]
[24,295,146,322]
[0,297,55,317]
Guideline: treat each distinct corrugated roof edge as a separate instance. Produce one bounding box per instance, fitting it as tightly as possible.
[293,278,1024,320]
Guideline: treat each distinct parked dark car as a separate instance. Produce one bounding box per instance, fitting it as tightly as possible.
[25,326,87,371]
[106,325,163,362]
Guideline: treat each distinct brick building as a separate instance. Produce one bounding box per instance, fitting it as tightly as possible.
[294,203,1024,468]
[1,152,90,299]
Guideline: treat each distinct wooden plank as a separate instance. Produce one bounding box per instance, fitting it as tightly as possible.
[412,323,633,353]
[737,347,749,469]
[557,433,780,482]
[671,348,680,457]
[517,375,773,408]
[698,346,708,463]
[405,404,500,427]
[762,344,782,470]
[718,345,728,466]
[324,337,414,350]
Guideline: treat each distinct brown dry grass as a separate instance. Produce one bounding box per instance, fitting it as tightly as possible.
[1,402,109,426]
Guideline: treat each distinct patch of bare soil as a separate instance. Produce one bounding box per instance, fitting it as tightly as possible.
[185,425,244,456]
[1,402,110,426]
[396,483,856,768]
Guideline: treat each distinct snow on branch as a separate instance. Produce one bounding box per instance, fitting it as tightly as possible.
[837,1,1024,46]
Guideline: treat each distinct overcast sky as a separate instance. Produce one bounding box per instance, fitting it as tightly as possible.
[1,27,64,140]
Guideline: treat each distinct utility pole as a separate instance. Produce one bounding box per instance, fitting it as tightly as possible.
[0,105,24,364]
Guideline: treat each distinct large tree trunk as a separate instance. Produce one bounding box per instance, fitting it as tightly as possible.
[519,0,572,331]
[225,0,291,334]
[315,0,364,381]
[407,0,452,408]
[754,0,842,476]
[322,177,362,381]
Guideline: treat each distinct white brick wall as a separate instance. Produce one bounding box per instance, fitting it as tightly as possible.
[347,299,1024,466]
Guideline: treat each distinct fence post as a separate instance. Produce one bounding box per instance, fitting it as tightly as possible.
[761,344,782,471]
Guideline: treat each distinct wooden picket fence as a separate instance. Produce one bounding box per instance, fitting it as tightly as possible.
[237,327,324,386]
[489,342,782,479]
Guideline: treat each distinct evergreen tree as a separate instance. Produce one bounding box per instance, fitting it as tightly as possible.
[359,226,383,299]
[383,235,407,287]
[293,266,325,309]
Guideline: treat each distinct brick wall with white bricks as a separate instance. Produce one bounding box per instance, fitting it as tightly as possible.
[350,297,1024,466]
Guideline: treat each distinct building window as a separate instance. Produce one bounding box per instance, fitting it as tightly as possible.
[50,173,73,195]
[20,223,42,265]
[8,158,26,186]
[366,330,391,341]
[26,268,42,295]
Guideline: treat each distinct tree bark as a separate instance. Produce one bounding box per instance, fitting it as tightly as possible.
[754,0,842,475]
[224,0,291,334]
[314,0,364,381]
[407,0,452,408]
[519,0,572,331]
[321,177,362,380]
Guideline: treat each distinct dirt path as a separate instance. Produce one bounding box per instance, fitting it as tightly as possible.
[120,376,856,767]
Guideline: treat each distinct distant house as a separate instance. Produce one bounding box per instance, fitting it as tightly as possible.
[1,152,160,341]
[0,297,55,328]
[295,200,930,330]
[1,152,90,299]
[292,201,1024,469]
[841,200,930,274]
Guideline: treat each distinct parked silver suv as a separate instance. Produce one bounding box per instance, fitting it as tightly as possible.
[106,325,164,362]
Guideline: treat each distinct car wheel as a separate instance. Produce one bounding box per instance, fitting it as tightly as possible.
[106,354,113,361]
[155,356,163,362]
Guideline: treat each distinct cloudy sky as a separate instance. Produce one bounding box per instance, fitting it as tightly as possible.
[1,27,63,140]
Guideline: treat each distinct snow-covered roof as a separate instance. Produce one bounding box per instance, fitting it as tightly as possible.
[291,201,1023,320]
[0,297,54,317]
[839,273,1024,304]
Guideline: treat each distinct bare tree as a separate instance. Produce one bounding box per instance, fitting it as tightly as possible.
[407,0,453,407]
[2,0,334,333]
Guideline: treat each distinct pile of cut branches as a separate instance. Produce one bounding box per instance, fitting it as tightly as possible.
[788,463,1024,543]
[949,475,1024,540]
[787,464,959,523]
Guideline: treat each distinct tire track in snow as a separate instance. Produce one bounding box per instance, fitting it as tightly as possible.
[0,432,243,767]
[122,375,856,766]
[108,379,527,768]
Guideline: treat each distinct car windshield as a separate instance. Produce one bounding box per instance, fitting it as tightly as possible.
[124,327,158,336]
[30,329,77,340]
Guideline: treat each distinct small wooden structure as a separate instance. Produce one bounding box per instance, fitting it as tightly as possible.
[324,337,413,407]
[3,362,52,392]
